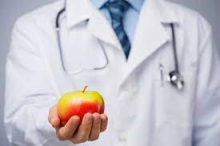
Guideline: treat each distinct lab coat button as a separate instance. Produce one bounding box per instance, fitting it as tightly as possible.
[117,133,127,142]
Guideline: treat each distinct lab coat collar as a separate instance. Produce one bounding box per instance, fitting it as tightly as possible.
[66,0,179,28]
[66,0,92,28]
[65,0,180,52]
[154,0,180,24]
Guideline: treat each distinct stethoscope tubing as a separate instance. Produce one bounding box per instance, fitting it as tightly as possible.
[170,23,179,73]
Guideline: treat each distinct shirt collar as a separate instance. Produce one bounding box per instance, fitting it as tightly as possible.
[90,0,144,12]
[90,0,108,9]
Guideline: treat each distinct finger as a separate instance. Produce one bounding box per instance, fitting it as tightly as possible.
[100,114,108,132]
[89,113,101,141]
[56,116,80,141]
[71,113,93,143]
[48,105,60,128]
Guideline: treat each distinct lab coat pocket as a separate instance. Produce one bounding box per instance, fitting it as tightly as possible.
[153,70,196,145]
[154,70,196,126]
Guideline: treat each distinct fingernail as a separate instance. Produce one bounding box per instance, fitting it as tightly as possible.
[86,114,92,121]
[72,116,79,121]
[94,117,100,123]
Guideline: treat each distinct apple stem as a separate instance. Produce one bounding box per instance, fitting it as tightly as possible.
[82,86,88,93]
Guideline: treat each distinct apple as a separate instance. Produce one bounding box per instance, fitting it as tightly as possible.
[57,86,105,125]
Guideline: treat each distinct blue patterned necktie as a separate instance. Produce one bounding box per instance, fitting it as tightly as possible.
[105,0,131,59]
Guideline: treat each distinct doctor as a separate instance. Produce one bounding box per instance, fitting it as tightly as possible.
[4,0,220,145]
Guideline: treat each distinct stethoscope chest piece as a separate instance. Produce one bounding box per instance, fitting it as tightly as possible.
[167,71,184,90]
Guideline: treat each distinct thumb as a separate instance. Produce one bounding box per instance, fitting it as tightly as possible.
[48,105,60,128]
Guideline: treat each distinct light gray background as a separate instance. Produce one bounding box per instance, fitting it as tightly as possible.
[0,0,219,145]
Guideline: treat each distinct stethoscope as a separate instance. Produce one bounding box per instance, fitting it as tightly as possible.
[55,7,184,90]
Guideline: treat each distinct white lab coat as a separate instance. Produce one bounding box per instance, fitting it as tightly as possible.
[4,0,220,145]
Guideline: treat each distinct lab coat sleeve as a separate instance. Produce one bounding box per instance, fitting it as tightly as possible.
[4,17,73,146]
[193,16,220,146]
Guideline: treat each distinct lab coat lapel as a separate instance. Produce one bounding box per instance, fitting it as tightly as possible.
[87,4,122,50]
[119,0,178,86]
[129,0,169,65]
[66,0,121,50]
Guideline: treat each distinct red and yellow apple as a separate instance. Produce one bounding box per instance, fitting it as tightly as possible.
[57,86,105,125]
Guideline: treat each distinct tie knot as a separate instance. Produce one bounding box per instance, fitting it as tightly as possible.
[105,0,130,18]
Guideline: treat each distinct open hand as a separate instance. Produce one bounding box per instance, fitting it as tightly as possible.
[48,105,108,144]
